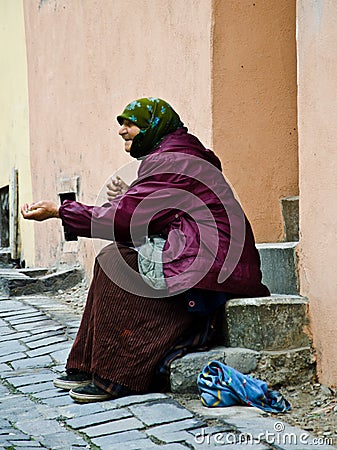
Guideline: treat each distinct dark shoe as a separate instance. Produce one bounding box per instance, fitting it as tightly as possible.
[69,382,113,403]
[53,371,91,391]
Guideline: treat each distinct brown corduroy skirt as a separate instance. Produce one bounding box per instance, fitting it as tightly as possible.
[66,243,204,394]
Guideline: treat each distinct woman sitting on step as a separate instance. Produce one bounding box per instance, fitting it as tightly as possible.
[21,97,269,403]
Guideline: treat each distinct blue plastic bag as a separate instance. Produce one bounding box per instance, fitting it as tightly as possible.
[198,361,291,413]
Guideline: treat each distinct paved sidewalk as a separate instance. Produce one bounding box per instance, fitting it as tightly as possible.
[0,294,335,450]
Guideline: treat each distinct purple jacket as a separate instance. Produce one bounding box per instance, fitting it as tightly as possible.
[59,128,269,298]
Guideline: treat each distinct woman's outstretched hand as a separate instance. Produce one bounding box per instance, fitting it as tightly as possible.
[106,176,129,201]
[21,201,60,222]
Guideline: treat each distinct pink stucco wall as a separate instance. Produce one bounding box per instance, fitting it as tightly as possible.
[213,0,298,243]
[297,0,337,386]
[23,0,299,279]
[23,0,213,276]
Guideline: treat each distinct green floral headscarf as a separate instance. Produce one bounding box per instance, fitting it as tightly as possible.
[117,97,184,158]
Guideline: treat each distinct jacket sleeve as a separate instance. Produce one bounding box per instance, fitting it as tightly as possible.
[58,173,195,242]
[58,150,229,242]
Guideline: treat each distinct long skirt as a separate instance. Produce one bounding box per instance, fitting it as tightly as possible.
[66,243,218,395]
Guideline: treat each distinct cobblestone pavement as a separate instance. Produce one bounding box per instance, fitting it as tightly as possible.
[0,294,336,450]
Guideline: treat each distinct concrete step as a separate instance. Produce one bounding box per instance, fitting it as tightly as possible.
[257,241,299,294]
[281,195,299,242]
[254,346,316,387]
[170,347,258,394]
[224,295,311,351]
[17,267,51,277]
[170,345,315,393]
[0,267,84,297]
[170,294,314,394]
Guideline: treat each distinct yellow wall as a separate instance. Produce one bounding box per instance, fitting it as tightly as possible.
[297,0,337,386]
[0,0,34,265]
[213,0,298,242]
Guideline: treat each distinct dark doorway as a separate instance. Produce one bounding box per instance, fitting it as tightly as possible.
[0,186,10,248]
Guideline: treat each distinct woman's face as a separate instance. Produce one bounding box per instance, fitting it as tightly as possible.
[119,119,141,152]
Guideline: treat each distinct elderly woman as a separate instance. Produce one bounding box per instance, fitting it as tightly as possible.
[21,98,269,403]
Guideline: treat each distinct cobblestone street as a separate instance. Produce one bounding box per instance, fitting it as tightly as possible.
[0,293,336,450]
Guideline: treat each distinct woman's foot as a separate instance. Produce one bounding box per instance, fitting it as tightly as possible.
[53,370,92,391]
[69,382,113,403]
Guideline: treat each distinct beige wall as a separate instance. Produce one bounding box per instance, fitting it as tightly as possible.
[23,0,213,275]
[213,0,298,242]
[297,0,337,386]
[0,0,34,264]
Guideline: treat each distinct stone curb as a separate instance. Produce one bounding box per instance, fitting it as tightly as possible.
[0,267,84,297]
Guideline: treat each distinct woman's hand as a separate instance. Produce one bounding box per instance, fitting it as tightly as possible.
[106,176,129,201]
[21,201,60,221]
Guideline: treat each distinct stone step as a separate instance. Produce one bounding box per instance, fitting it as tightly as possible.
[17,267,51,277]
[39,268,84,293]
[170,347,259,393]
[254,346,316,387]
[224,295,311,351]
[170,345,315,393]
[281,195,299,242]
[0,267,84,297]
[257,241,299,294]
